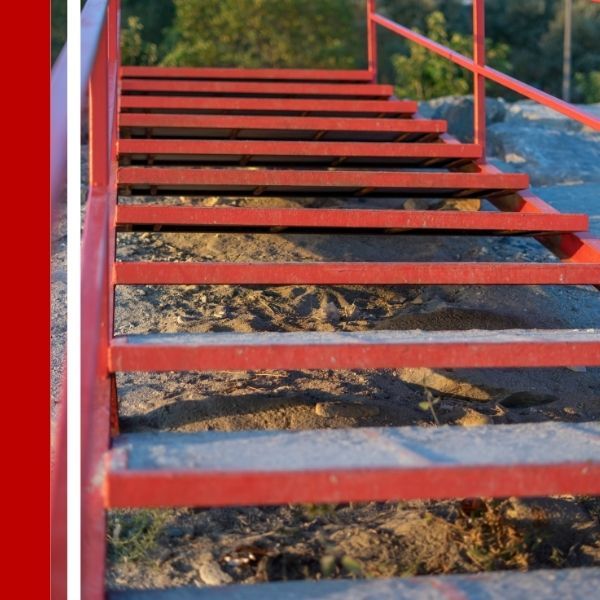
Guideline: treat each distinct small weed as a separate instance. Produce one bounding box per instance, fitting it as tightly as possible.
[457,500,529,571]
[108,509,170,564]
[418,387,441,426]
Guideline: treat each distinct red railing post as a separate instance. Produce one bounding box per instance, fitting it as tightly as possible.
[473,0,486,160]
[367,0,378,82]
[89,21,109,188]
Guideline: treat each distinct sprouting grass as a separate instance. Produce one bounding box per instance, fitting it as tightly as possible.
[108,509,170,564]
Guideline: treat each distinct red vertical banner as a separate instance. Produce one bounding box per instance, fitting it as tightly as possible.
[1,0,51,598]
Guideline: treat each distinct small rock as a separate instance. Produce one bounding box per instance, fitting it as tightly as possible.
[176,315,196,324]
[456,410,491,427]
[403,198,431,211]
[434,198,481,212]
[411,296,424,305]
[500,391,558,408]
[213,307,226,318]
[198,560,233,586]
[315,401,380,418]
[566,366,587,373]
[324,302,340,323]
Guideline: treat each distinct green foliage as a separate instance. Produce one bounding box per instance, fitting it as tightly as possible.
[121,16,159,66]
[538,0,600,101]
[392,11,510,100]
[52,0,67,64]
[118,0,600,103]
[161,0,363,69]
[575,71,600,103]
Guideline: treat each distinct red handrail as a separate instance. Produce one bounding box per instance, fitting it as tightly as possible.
[366,0,600,158]
[51,1,121,599]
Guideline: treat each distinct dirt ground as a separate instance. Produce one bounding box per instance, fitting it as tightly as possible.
[106,192,600,590]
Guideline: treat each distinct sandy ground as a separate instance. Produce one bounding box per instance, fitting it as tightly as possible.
[107,192,600,590]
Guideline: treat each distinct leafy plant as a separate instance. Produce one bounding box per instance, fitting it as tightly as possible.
[392,11,510,100]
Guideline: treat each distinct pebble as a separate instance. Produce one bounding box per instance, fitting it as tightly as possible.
[315,401,380,418]
[456,410,491,427]
[324,302,340,323]
[198,560,233,586]
[403,198,431,211]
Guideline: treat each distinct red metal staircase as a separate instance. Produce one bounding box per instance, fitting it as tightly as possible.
[50,1,600,598]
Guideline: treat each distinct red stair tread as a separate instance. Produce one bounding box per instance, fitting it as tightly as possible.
[117,167,528,197]
[115,205,588,233]
[120,96,417,116]
[108,568,600,600]
[108,329,600,371]
[118,140,481,164]
[121,79,393,98]
[106,422,600,505]
[113,261,600,286]
[119,113,447,140]
[121,66,374,82]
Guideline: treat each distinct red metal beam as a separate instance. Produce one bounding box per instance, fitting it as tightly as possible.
[371,12,600,131]
[119,95,416,115]
[121,79,393,98]
[109,330,600,372]
[479,164,600,264]
[121,66,374,82]
[117,139,481,160]
[106,463,600,508]
[113,261,600,286]
[119,113,446,135]
[115,205,588,233]
[117,167,528,195]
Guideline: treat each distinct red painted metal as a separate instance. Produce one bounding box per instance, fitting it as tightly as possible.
[50,45,67,231]
[116,205,587,233]
[113,261,599,286]
[72,2,600,598]
[480,164,600,264]
[106,463,600,508]
[370,11,600,132]
[120,95,416,115]
[118,139,480,160]
[121,66,373,82]
[109,332,600,372]
[80,2,121,599]
[121,79,393,98]
[119,113,447,135]
[367,0,377,81]
[50,376,67,600]
[472,0,486,157]
[117,166,528,195]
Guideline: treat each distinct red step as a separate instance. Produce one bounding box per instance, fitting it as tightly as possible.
[107,568,600,600]
[113,261,600,286]
[105,421,600,505]
[120,96,417,116]
[119,113,446,141]
[121,66,374,82]
[117,167,528,197]
[121,79,393,99]
[118,139,480,166]
[116,205,588,233]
